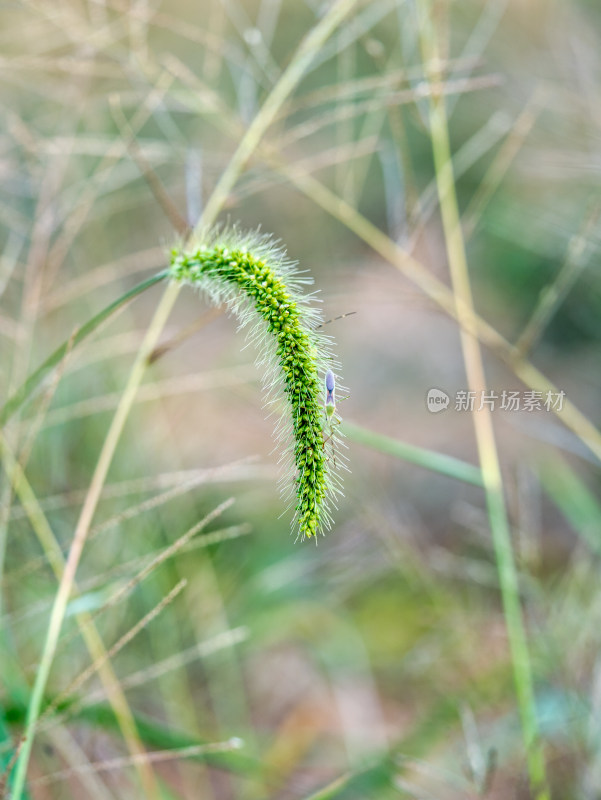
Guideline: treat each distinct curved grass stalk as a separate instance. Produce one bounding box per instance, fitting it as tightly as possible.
[0,270,169,427]
[170,229,346,539]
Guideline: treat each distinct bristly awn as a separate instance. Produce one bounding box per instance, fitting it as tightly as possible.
[315,311,356,329]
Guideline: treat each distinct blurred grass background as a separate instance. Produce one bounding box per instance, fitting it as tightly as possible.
[2,0,601,797]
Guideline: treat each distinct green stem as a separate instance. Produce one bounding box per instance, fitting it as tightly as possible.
[344,421,483,486]
[0,270,169,427]
[197,0,360,232]
[417,3,549,798]
[7,284,179,800]
[0,432,163,799]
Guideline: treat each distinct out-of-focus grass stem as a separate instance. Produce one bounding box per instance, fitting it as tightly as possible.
[198,0,359,233]
[462,88,546,241]
[8,2,359,796]
[417,3,549,798]
[514,204,600,359]
[344,421,483,486]
[0,431,162,800]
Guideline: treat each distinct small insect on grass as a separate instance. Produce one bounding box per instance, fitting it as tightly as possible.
[322,369,349,469]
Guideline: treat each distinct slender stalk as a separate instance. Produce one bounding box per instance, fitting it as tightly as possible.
[8,2,359,794]
[197,0,360,231]
[344,421,483,486]
[0,432,162,800]
[417,4,549,798]
[0,270,169,426]
[514,204,600,359]
[6,285,179,800]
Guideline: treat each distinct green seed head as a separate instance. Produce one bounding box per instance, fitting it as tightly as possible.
[168,227,347,540]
